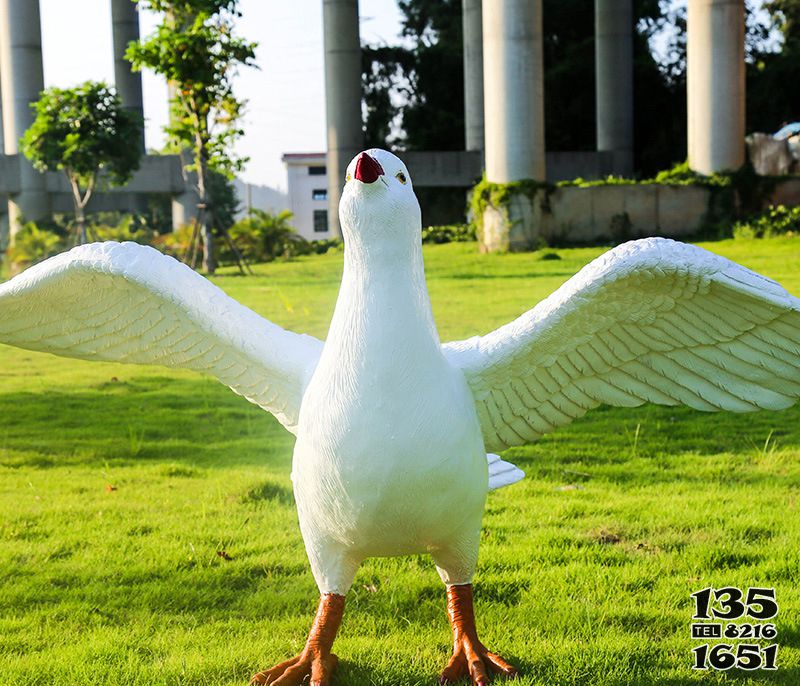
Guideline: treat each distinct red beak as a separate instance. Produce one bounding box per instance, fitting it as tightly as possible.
[354,152,384,184]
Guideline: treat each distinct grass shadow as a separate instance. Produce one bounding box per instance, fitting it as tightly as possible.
[0,376,295,470]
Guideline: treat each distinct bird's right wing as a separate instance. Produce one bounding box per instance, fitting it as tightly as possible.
[444,238,800,453]
[0,241,323,434]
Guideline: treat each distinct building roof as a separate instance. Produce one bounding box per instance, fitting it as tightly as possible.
[282,152,327,165]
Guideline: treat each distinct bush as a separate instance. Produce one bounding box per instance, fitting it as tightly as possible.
[421,223,476,244]
[308,238,343,255]
[5,222,64,272]
[222,209,309,264]
[89,214,154,244]
[150,225,195,261]
[733,204,800,239]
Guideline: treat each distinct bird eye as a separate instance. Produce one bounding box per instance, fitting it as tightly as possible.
[346,173,352,183]
[396,171,407,185]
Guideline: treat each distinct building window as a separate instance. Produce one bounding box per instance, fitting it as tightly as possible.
[313,210,328,233]
[308,165,326,176]
[312,188,327,200]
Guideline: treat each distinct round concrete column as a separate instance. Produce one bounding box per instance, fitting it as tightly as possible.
[168,82,200,230]
[595,0,633,176]
[482,0,545,182]
[171,191,197,231]
[0,0,50,235]
[323,0,363,238]
[687,0,745,174]
[463,0,484,152]
[111,0,145,150]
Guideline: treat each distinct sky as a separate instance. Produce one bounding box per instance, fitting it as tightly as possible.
[39,0,404,192]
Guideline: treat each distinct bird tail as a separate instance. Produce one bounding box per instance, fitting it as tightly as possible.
[487,453,525,491]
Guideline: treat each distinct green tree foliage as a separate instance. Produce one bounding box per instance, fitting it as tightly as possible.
[5,222,63,271]
[638,0,800,146]
[544,0,688,172]
[127,0,256,274]
[363,1,800,176]
[225,209,308,264]
[747,0,800,133]
[363,0,464,150]
[362,1,688,173]
[21,82,143,244]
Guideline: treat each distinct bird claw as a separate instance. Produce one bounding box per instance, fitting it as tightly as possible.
[439,636,517,685]
[250,651,339,686]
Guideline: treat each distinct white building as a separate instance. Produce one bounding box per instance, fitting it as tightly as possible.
[282,153,332,240]
[232,179,289,220]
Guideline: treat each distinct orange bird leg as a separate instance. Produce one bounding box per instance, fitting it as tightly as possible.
[440,584,518,685]
[250,593,345,686]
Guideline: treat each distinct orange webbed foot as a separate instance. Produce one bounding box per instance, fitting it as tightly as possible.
[439,635,517,685]
[250,651,339,686]
[440,583,518,685]
[251,593,344,686]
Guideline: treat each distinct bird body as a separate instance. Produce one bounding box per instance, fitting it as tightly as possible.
[2,148,800,685]
[292,200,487,592]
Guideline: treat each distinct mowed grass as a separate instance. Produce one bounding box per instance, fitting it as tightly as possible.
[1,238,800,685]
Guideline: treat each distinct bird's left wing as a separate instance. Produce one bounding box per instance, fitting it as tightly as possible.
[443,238,800,453]
[0,241,323,434]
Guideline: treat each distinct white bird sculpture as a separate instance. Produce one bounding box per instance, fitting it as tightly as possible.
[2,148,800,685]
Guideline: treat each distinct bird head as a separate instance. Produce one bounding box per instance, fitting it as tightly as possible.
[339,149,421,252]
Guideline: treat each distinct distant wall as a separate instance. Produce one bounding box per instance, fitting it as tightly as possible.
[398,149,618,227]
[397,150,616,188]
[482,178,800,251]
[232,179,289,219]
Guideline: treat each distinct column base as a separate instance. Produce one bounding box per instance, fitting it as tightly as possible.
[479,187,546,253]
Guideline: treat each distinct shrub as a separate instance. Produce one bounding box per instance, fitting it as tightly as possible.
[223,209,309,264]
[90,214,154,244]
[309,238,343,255]
[421,223,476,244]
[733,204,800,239]
[5,222,64,272]
[150,225,195,260]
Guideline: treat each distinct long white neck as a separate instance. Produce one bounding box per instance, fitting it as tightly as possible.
[324,230,441,365]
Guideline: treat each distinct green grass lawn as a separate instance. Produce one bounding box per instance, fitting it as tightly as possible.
[1,238,799,685]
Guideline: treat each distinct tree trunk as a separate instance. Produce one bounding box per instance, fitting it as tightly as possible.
[67,172,89,245]
[76,204,87,245]
[195,141,215,274]
[201,221,215,273]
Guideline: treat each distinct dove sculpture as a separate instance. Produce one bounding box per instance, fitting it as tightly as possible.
[1,148,800,686]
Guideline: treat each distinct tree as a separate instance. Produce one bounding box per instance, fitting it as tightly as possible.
[746,0,800,134]
[636,0,800,146]
[363,1,800,177]
[226,208,307,264]
[362,1,687,174]
[21,82,143,244]
[363,0,465,151]
[127,0,256,274]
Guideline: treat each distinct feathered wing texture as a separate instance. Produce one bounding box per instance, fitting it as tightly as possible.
[444,238,800,453]
[487,453,525,490]
[0,242,323,434]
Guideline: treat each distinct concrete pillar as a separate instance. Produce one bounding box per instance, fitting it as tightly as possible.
[687,0,745,174]
[482,0,545,182]
[0,0,50,235]
[171,190,196,231]
[111,0,145,150]
[595,0,634,176]
[323,0,363,238]
[463,0,484,152]
[0,76,4,153]
[0,73,6,248]
[168,83,199,230]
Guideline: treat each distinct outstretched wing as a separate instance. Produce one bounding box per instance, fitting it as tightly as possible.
[443,238,800,453]
[0,241,323,434]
